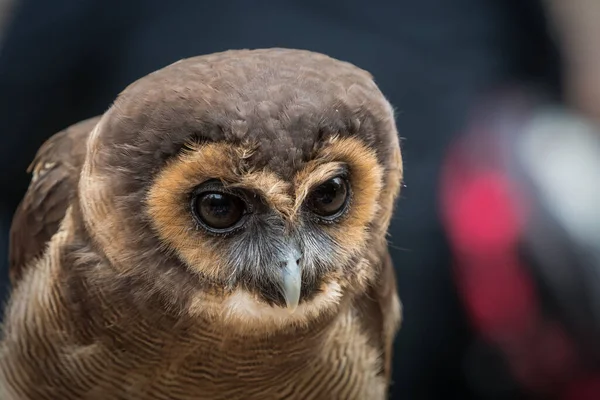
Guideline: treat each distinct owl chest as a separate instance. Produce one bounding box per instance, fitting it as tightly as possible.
[74,319,386,400]
[98,334,382,399]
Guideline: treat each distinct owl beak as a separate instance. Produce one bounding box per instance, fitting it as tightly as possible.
[280,246,302,313]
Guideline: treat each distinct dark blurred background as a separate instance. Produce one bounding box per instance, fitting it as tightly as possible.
[1,0,599,399]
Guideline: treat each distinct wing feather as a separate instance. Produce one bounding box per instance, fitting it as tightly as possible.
[357,249,402,383]
[8,116,100,284]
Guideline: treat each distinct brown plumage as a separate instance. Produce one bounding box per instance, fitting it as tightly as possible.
[8,117,99,283]
[0,48,403,399]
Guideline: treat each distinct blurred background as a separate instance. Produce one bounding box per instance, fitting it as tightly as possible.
[1,0,599,398]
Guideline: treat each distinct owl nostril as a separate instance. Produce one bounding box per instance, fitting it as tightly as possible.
[279,260,295,268]
[278,258,301,269]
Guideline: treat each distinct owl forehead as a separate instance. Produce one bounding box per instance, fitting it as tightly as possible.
[110,86,373,178]
[211,103,359,178]
[94,49,394,182]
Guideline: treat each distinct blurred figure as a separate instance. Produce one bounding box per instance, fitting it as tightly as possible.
[0,0,598,398]
[440,89,600,399]
[437,3,600,399]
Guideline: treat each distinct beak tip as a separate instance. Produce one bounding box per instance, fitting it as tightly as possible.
[286,304,299,314]
[282,279,301,314]
[285,296,300,313]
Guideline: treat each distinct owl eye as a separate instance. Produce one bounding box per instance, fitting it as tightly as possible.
[307,176,350,220]
[191,188,248,233]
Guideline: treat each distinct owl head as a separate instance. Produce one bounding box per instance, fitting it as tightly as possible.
[77,48,402,333]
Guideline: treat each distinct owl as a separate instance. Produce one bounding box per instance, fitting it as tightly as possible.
[1,48,403,399]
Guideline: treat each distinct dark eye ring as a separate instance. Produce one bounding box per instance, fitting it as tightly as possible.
[306,175,351,221]
[190,182,250,234]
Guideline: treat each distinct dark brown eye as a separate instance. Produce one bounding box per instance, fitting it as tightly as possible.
[307,176,350,220]
[192,191,247,233]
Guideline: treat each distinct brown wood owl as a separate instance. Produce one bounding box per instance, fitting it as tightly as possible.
[0,48,403,400]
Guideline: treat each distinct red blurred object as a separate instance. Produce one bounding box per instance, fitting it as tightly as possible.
[440,88,600,398]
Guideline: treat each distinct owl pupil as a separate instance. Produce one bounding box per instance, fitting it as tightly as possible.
[309,176,349,218]
[196,192,244,230]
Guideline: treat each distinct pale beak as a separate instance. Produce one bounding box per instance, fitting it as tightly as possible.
[279,245,302,313]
